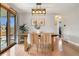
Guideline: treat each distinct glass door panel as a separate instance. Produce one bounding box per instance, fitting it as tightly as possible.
[0,7,8,50]
[0,6,1,52]
[9,13,15,44]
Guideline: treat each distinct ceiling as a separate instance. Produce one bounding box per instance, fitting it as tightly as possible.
[8,3,79,14]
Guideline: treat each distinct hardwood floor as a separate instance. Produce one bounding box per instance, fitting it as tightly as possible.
[1,38,79,56]
[63,41,79,56]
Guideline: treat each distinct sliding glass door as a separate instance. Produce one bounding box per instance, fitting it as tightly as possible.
[0,4,16,53]
[0,7,8,50]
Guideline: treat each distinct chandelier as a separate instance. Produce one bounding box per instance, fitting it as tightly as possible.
[32,3,46,15]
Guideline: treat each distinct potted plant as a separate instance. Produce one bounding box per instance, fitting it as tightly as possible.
[19,24,31,51]
[19,24,29,41]
[19,24,29,33]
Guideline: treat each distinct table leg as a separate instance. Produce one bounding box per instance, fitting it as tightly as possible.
[24,36,27,51]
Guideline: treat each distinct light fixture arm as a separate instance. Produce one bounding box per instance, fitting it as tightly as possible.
[36,3,41,9]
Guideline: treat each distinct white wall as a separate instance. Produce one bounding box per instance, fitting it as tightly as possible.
[63,11,79,44]
[17,13,56,33]
[17,11,79,44]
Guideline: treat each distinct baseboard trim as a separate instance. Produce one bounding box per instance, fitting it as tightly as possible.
[63,39,79,47]
[63,39,79,52]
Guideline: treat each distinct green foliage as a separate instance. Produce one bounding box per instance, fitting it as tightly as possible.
[19,24,29,39]
[19,24,29,33]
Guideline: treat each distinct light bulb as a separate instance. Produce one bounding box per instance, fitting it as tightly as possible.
[32,11,35,13]
[36,11,39,13]
[39,11,42,14]
[43,11,45,14]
